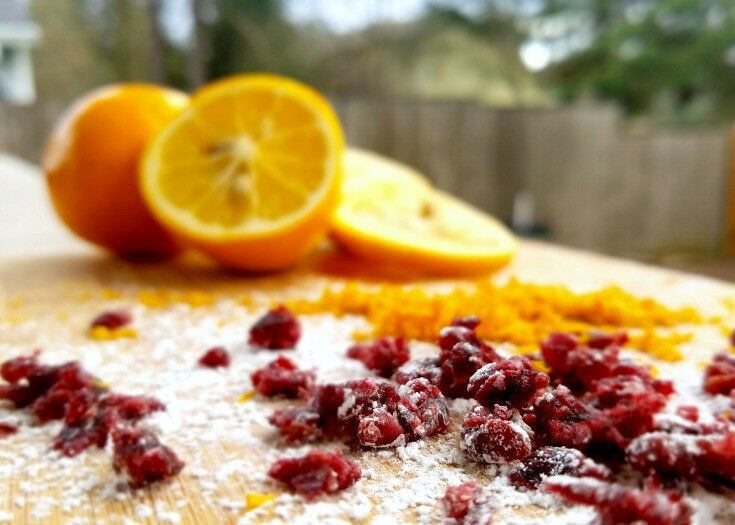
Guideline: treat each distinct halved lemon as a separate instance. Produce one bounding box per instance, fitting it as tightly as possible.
[333,151,516,274]
[141,74,344,271]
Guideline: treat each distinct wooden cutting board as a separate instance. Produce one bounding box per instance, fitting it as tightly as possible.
[2,165,735,525]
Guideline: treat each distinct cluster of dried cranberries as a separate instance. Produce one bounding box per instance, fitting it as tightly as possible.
[419,323,697,524]
[0,351,183,488]
[270,376,449,448]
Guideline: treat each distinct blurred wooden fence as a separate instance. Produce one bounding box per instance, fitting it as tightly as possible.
[1,96,730,257]
[331,96,730,257]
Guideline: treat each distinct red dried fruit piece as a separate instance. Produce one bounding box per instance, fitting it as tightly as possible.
[587,331,628,350]
[438,326,480,352]
[675,405,699,423]
[509,446,612,490]
[695,431,735,484]
[583,375,669,449]
[393,357,442,386]
[461,405,532,464]
[468,356,550,410]
[0,421,18,437]
[337,378,421,447]
[543,477,692,525]
[32,362,97,422]
[627,432,699,480]
[269,407,322,442]
[356,408,404,447]
[442,480,493,525]
[101,393,165,421]
[248,305,301,350]
[541,332,658,395]
[112,427,184,489]
[251,356,315,399]
[53,413,112,456]
[439,341,500,399]
[400,378,450,437]
[526,385,594,450]
[198,346,230,368]
[268,449,360,499]
[704,353,735,396]
[90,309,132,330]
[346,337,410,378]
[628,429,735,486]
[451,316,482,330]
[0,351,40,383]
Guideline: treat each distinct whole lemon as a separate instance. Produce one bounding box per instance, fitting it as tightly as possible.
[44,84,189,259]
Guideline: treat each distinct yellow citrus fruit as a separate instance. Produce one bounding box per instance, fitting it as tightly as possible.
[44,84,189,258]
[141,74,344,270]
[332,150,517,274]
[140,74,344,271]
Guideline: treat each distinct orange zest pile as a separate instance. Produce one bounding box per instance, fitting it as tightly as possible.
[287,278,701,361]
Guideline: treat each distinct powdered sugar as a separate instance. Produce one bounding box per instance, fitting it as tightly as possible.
[0,278,734,524]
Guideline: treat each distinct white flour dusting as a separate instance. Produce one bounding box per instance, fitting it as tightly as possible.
[0,293,733,524]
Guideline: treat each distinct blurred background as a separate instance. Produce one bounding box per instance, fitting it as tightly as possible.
[1,0,735,278]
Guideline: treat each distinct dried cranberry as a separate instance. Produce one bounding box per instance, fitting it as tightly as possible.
[346,337,410,377]
[543,477,692,525]
[90,309,132,330]
[269,407,322,442]
[0,421,18,437]
[112,427,184,489]
[251,356,315,399]
[197,346,230,368]
[703,353,735,396]
[356,409,405,447]
[0,351,40,383]
[336,378,421,447]
[587,331,628,350]
[399,378,450,437]
[509,446,612,489]
[451,316,482,330]
[392,357,442,386]
[32,362,97,422]
[583,375,668,449]
[442,480,493,525]
[268,449,360,499]
[675,405,699,423]
[438,326,480,352]
[101,393,165,421]
[468,356,549,410]
[439,342,499,398]
[695,431,735,484]
[461,405,532,464]
[527,385,594,450]
[627,433,699,480]
[248,306,301,349]
[53,413,111,456]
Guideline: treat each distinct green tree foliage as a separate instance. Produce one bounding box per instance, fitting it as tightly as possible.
[539,0,735,119]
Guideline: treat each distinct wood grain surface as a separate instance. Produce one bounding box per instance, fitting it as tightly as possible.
[2,163,735,524]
